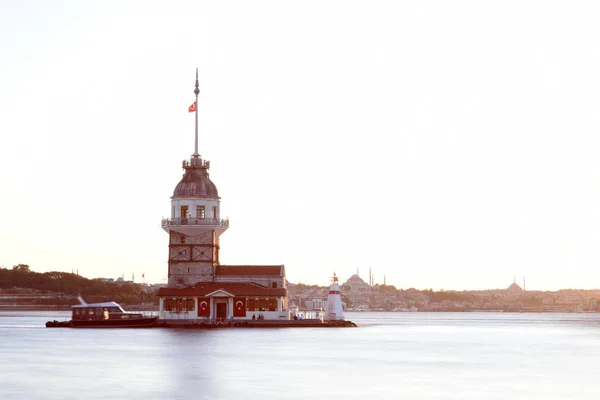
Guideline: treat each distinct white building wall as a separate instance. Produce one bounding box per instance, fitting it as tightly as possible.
[159,297,165,319]
[305,299,327,310]
[244,310,289,320]
[171,198,221,219]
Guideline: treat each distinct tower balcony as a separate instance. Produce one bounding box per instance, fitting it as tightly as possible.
[161,217,229,235]
[183,158,210,169]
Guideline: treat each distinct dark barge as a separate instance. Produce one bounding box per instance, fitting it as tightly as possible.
[46,298,157,328]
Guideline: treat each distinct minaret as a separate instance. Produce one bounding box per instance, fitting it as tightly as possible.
[161,69,229,286]
[325,273,345,321]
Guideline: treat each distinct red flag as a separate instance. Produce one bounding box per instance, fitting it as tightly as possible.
[142,273,144,278]
[233,297,246,317]
[188,101,196,112]
[197,297,210,317]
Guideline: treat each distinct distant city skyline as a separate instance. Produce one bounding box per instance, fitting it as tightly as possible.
[3,2,600,291]
[0,263,573,294]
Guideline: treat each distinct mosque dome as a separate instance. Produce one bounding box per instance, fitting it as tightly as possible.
[172,158,219,199]
[506,282,523,293]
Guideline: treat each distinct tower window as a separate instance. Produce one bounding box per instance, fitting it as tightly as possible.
[197,205,205,219]
[269,298,277,311]
[186,299,195,311]
[272,282,278,288]
[181,206,188,218]
[259,298,268,310]
[212,206,217,219]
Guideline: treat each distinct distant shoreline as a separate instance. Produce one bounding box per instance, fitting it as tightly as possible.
[0,304,159,312]
[0,306,598,313]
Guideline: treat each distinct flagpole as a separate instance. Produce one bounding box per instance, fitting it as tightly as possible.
[194,68,200,157]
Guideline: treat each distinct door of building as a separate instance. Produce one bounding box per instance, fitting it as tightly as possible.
[216,303,227,320]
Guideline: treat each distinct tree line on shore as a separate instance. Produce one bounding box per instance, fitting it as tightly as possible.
[0,264,156,305]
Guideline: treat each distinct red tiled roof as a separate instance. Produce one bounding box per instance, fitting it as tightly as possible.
[157,282,286,297]
[215,265,283,276]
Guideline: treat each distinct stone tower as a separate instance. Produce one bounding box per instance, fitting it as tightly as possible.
[161,70,229,286]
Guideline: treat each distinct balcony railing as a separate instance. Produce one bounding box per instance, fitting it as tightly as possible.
[182,158,210,169]
[161,217,230,228]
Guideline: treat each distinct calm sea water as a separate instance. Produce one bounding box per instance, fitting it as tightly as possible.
[1,311,600,399]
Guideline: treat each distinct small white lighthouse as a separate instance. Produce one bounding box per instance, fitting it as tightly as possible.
[325,273,345,321]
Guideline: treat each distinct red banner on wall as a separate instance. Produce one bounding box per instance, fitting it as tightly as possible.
[233,297,246,317]
[197,297,210,317]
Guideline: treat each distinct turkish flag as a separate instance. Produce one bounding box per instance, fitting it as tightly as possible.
[233,297,246,317]
[197,297,210,317]
[188,101,196,112]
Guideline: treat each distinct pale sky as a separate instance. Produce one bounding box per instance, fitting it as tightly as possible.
[2,1,600,291]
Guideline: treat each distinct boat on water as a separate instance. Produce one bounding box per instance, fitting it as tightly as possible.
[46,297,157,328]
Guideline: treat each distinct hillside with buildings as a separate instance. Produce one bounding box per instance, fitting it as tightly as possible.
[3,264,600,313]
[0,264,162,309]
[288,274,600,313]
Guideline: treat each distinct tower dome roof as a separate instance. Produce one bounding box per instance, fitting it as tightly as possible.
[172,157,219,199]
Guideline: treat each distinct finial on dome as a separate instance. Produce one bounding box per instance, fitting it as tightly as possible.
[193,68,200,157]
